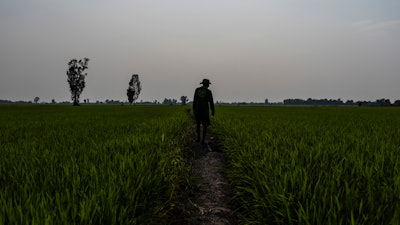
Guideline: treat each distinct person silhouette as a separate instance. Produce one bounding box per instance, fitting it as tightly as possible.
[193,79,215,144]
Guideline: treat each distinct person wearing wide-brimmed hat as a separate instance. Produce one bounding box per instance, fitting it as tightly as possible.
[193,79,215,144]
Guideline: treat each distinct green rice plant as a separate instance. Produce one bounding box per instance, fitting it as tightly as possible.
[0,105,192,224]
[213,106,400,225]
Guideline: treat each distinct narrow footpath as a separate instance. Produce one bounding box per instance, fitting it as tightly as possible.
[187,135,237,225]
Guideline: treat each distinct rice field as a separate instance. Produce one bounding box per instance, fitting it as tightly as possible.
[213,106,400,225]
[0,105,192,225]
[1,105,400,224]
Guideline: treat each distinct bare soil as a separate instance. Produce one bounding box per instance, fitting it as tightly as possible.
[183,135,237,225]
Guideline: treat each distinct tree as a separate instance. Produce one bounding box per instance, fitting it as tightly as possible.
[66,58,89,106]
[34,97,40,104]
[376,98,391,106]
[162,98,177,105]
[180,96,188,105]
[127,74,142,104]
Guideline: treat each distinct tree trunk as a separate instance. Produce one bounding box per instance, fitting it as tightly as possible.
[73,96,80,106]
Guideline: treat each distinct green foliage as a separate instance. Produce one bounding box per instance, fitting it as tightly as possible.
[0,105,192,224]
[66,58,89,106]
[127,74,142,104]
[213,106,400,225]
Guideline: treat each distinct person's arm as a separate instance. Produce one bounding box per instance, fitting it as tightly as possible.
[193,88,198,113]
[209,91,215,116]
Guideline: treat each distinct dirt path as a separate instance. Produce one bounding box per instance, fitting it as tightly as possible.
[187,136,237,225]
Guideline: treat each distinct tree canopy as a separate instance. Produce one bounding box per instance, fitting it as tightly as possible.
[66,58,89,106]
[127,74,142,104]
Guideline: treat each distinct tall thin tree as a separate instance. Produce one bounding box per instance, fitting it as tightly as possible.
[180,96,188,105]
[66,58,89,106]
[127,74,142,104]
[34,96,40,104]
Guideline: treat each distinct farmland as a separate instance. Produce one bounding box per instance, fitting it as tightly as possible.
[1,105,400,224]
[213,106,400,224]
[0,105,192,224]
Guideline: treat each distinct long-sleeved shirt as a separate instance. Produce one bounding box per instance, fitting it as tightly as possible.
[193,86,214,116]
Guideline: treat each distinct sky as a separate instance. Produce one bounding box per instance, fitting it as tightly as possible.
[1,0,400,103]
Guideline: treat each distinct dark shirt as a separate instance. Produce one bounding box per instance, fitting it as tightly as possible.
[193,86,214,116]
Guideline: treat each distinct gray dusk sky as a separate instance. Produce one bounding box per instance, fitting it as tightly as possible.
[1,0,400,103]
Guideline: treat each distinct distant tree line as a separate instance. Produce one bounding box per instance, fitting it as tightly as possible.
[0,99,70,104]
[284,98,347,105]
[0,99,32,104]
[282,98,399,106]
[2,98,400,106]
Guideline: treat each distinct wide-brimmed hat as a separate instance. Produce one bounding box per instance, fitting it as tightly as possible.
[200,79,211,85]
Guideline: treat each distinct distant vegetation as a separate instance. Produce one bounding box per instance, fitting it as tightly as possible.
[66,58,89,106]
[282,98,396,106]
[126,74,142,104]
[2,97,399,106]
